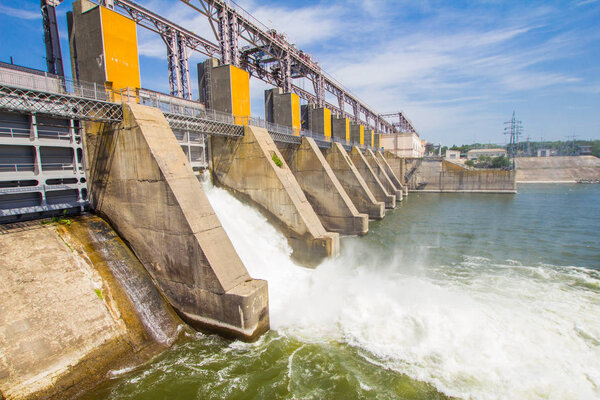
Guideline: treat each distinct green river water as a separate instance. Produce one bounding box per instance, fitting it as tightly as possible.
[83,184,600,400]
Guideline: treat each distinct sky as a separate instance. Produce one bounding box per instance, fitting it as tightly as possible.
[1,0,599,146]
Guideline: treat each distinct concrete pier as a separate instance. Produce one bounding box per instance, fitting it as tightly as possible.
[264,88,301,135]
[302,104,332,138]
[350,147,396,208]
[278,137,368,236]
[199,58,251,125]
[324,142,385,219]
[365,149,402,201]
[332,115,350,143]
[211,125,339,263]
[376,150,407,195]
[86,103,269,341]
[350,123,364,146]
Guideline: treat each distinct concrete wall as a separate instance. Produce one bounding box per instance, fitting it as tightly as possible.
[350,147,395,208]
[302,105,331,138]
[375,150,407,195]
[0,216,182,400]
[364,149,402,201]
[323,143,385,219]
[350,123,364,146]
[85,103,269,340]
[211,124,339,264]
[515,156,600,182]
[72,0,140,91]
[277,138,368,236]
[397,157,517,193]
[265,88,301,135]
[331,116,350,142]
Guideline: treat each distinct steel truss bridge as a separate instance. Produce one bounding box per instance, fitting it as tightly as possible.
[0,68,361,152]
[95,0,417,135]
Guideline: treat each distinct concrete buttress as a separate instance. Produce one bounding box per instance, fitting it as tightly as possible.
[85,103,269,341]
[350,147,396,209]
[211,125,339,264]
[376,150,408,196]
[278,137,368,236]
[365,149,403,201]
[324,142,385,219]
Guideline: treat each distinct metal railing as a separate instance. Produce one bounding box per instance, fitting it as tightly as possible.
[0,183,81,195]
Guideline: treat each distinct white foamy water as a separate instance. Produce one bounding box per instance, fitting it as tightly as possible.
[202,178,600,400]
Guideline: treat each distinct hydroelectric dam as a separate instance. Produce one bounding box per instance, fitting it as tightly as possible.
[0,0,517,399]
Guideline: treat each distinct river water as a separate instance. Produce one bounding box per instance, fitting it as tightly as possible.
[84,183,600,400]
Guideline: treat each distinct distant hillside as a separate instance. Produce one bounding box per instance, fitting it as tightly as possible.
[515,156,600,183]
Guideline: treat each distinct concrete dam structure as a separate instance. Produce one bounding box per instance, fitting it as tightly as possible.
[0,0,516,398]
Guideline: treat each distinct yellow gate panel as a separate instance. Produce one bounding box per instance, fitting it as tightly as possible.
[230,65,251,125]
[100,7,140,94]
[291,93,300,135]
[323,108,331,138]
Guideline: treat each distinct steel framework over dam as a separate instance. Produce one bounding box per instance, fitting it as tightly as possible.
[93,0,415,135]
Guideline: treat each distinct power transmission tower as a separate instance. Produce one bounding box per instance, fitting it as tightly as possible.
[504,111,523,169]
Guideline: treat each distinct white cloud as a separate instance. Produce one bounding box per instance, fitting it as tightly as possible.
[0,5,39,20]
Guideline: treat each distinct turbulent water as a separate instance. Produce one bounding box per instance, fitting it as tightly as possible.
[84,182,600,400]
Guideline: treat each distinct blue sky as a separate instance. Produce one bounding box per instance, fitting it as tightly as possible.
[1,0,599,146]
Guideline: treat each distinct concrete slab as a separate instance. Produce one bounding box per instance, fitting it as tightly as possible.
[211,125,339,264]
[278,137,368,236]
[350,147,396,208]
[324,143,384,219]
[376,150,408,196]
[365,149,402,201]
[85,103,269,341]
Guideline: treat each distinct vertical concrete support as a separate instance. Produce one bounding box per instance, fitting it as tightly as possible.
[211,125,339,263]
[71,0,140,94]
[365,129,374,148]
[376,150,408,196]
[374,132,381,150]
[278,138,368,235]
[86,103,268,341]
[199,58,250,125]
[331,115,350,143]
[302,104,332,138]
[365,149,402,201]
[264,87,301,135]
[350,123,364,146]
[350,147,396,209]
[324,143,385,219]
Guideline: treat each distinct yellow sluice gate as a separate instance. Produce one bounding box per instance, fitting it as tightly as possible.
[230,66,251,126]
[99,6,141,102]
[291,93,301,135]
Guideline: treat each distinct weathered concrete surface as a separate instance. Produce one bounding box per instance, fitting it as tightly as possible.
[350,147,396,208]
[277,138,368,236]
[383,151,407,187]
[324,143,384,219]
[331,116,350,143]
[402,157,516,193]
[376,150,408,195]
[86,103,269,340]
[515,156,600,182]
[365,149,402,201]
[211,125,339,263]
[0,216,183,400]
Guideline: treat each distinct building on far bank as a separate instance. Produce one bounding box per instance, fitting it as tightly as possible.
[466,148,507,160]
[380,131,426,157]
[445,149,461,160]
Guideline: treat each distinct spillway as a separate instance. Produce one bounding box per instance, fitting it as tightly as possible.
[82,182,600,399]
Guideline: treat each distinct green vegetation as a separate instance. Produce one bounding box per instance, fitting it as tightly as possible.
[448,139,600,158]
[272,153,283,168]
[465,160,475,167]
[472,155,509,169]
[94,289,103,300]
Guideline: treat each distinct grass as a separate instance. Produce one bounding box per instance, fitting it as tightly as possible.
[94,289,103,300]
[272,153,283,168]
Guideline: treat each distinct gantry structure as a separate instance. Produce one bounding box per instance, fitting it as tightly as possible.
[93,0,412,135]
